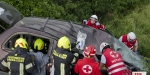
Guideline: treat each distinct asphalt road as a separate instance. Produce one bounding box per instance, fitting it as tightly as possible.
[0,71,8,75]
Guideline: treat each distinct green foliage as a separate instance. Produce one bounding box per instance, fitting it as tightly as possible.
[106,4,150,58]
[141,56,150,74]
[2,0,148,22]
[1,0,150,58]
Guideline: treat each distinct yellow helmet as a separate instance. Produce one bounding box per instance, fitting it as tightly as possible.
[15,38,28,49]
[34,38,44,51]
[57,36,70,49]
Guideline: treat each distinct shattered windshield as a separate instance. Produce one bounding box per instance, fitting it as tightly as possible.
[0,1,23,26]
[77,29,148,71]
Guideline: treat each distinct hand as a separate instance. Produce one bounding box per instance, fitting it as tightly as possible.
[47,63,52,67]
[99,24,106,30]
[71,43,76,49]
[71,42,79,49]
[102,25,106,30]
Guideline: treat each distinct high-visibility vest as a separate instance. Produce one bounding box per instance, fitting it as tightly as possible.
[103,48,127,75]
[122,34,136,50]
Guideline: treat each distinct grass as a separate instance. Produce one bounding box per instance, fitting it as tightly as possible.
[104,4,150,74]
[106,4,150,58]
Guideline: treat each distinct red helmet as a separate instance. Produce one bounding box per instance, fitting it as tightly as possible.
[83,45,96,57]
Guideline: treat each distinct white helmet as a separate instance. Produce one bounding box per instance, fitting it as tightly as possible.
[100,42,110,53]
[90,15,98,21]
[127,32,136,41]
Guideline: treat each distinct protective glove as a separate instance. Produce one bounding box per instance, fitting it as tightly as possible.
[71,42,79,49]
[99,24,106,30]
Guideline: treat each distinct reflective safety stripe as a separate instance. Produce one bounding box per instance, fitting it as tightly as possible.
[108,62,124,70]
[74,53,79,57]
[25,63,33,70]
[20,63,24,75]
[71,57,76,64]
[7,62,10,69]
[108,67,127,75]
[7,62,11,75]
[1,60,7,67]
[53,60,55,73]
[60,63,65,75]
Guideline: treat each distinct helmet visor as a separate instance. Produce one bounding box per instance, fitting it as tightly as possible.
[90,17,97,21]
[129,37,135,42]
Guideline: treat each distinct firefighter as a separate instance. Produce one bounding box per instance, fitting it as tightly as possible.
[53,36,79,75]
[83,15,106,30]
[74,45,102,75]
[28,38,49,75]
[119,32,138,54]
[99,42,130,75]
[0,38,35,75]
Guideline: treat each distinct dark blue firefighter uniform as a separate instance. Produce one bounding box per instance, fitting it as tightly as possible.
[0,47,35,75]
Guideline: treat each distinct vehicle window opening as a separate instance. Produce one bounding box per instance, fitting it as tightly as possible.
[5,34,21,50]
[4,34,50,54]
[29,36,50,54]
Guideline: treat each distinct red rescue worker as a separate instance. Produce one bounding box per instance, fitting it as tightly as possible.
[100,42,131,75]
[83,15,106,30]
[74,45,101,75]
[119,32,138,54]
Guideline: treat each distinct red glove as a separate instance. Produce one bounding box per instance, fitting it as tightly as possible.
[129,46,134,50]
[99,24,106,30]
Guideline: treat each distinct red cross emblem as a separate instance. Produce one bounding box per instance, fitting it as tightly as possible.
[82,65,92,74]
[110,51,118,58]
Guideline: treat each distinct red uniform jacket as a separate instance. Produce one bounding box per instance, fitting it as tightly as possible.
[103,48,127,75]
[122,34,137,50]
[83,20,106,30]
[74,57,101,75]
